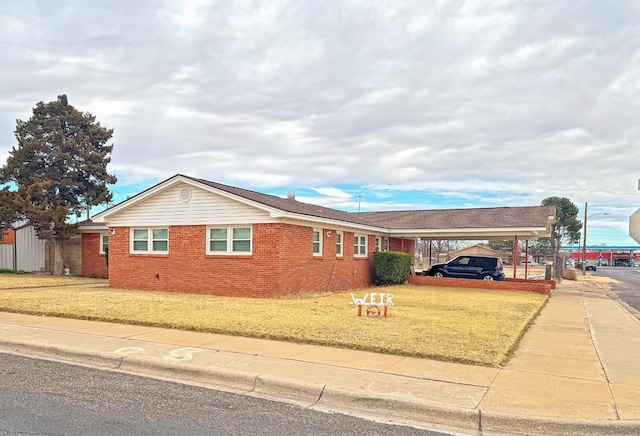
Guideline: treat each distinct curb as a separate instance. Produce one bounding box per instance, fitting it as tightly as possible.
[1,338,639,436]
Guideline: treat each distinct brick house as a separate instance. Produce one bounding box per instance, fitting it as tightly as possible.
[83,174,556,297]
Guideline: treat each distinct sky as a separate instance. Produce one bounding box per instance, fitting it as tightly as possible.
[1,0,639,246]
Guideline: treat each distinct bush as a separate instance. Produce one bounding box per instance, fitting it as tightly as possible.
[373,251,411,286]
[563,268,578,280]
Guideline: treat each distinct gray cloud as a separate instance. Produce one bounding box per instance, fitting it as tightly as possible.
[1,0,639,237]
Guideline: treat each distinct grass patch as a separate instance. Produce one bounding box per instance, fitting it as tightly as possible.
[0,274,106,289]
[0,276,548,367]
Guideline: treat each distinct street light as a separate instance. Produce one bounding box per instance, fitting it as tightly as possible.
[582,202,611,275]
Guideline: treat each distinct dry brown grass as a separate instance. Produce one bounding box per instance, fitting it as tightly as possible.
[502,265,547,279]
[0,275,548,367]
[0,274,107,289]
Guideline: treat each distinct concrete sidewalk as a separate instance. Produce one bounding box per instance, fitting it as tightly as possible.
[0,278,639,435]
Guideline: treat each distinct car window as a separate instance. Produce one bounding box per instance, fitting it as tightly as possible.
[475,258,488,268]
[456,257,471,265]
[476,258,491,268]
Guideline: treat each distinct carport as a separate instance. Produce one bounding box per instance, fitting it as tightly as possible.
[359,205,557,279]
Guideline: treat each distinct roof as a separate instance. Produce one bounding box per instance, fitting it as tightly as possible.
[77,219,107,232]
[186,176,373,228]
[358,206,556,230]
[92,174,555,239]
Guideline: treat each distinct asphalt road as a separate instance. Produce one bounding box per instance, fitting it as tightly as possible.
[0,353,450,436]
[592,266,640,312]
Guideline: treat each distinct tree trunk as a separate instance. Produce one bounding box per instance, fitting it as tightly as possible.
[52,239,65,276]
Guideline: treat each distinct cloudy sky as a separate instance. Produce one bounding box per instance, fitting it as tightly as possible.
[1,0,639,246]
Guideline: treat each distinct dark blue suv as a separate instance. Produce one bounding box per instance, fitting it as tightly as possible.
[423,255,505,281]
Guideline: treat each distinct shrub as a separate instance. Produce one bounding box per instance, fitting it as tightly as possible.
[563,268,578,280]
[373,251,411,286]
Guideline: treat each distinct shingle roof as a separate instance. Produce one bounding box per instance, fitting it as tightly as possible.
[356,206,556,230]
[185,175,554,231]
[93,174,555,235]
[186,175,374,227]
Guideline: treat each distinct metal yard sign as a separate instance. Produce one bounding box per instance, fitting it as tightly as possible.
[350,292,394,317]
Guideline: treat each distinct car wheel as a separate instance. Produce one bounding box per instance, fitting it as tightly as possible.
[483,275,494,281]
[434,271,444,278]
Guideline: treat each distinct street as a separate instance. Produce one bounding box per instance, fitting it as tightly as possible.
[0,353,449,436]
[593,266,640,313]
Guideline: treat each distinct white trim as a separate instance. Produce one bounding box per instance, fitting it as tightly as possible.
[354,234,368,258]
[99,232,109,254]
[312,228,322,257]
[206,225,252,255]
[130,227,169,254]
[336,231,343,257]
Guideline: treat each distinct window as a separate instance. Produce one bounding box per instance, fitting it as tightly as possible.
[207,226,252,254]
[336,231,343,257]
[354,234,367,257]
[100,233,109,254]
[312,229,322,256]
[131,228,168,254]
[375,236,381,252]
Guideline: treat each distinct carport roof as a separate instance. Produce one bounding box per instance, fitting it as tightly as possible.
[359,206,555,229]
[356,206,556,240]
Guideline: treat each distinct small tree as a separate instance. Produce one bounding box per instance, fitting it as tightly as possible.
[540,196,582,259]
[1,95,117,275]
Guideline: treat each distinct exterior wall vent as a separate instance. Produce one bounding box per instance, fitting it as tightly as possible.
[179,187,192,203]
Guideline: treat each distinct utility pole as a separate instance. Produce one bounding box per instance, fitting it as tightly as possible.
[582,202,587,275]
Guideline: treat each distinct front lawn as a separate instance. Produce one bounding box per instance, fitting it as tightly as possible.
[0,276,548,367]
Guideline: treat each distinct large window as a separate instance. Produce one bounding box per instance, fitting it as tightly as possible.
[131,228,168,254]
[312,229,322,256]
[336,231,343,257]
[207,226,252,254]
[354,234,367,257]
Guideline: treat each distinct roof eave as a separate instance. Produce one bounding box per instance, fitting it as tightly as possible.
[272,212,386,233]
[389,227,550,239]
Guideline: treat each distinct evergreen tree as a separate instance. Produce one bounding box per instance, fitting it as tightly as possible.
[540,196,582,257]
[1,95,116,275]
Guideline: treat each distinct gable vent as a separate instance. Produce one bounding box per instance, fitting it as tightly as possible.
[179,187,192,203]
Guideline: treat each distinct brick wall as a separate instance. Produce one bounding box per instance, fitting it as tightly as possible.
[106,223,377,297]
[0,229,15,245]
[81,233,108,278]
[408,275,552,295]
[389,237,415,255]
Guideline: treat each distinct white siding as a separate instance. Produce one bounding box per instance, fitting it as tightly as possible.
[107,182,277,227]
[16,226,45,272]
[0,245,14,270]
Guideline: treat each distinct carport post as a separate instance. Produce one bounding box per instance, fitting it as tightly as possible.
[525,239,529,279]
[513,235,519,279]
